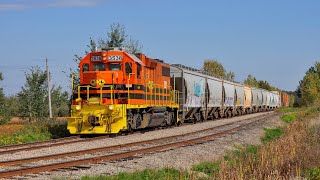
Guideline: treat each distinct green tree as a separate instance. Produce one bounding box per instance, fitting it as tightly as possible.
[5,95,19,117]
[225,71,235,81]
[257,80,275,91]
[18,66,48,121]
[298,63,320,106]
[243,74,258,87]
[69,23,142,90]
[0,72,4,103]
[0,72,11,124]
[125,37,143,54]
[98,23,142,53]
[51,86,69,117]
[18,66,69,121]
[203,59,226,78]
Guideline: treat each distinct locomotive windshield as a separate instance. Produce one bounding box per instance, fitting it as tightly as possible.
[82,64,89,72]
[108,63,121,70]
[93,64,106,71]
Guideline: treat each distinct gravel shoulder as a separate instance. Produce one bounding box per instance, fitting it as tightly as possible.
[2,112,282,179]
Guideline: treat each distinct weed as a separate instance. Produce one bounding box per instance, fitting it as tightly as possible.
[0,125,51,146]
[261,127,283,143]
[81,168,191,180]
[281,113,297,123]
[276,107,303,113]
[192,161,220,176]
[307,167,320,180]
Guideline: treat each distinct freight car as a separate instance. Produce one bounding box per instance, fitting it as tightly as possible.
[280,92,290,107]
[67,48,284,135]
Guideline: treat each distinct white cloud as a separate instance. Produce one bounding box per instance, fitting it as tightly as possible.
[49,0,103,7]
[0,0,105,11]
[0,3,29,11]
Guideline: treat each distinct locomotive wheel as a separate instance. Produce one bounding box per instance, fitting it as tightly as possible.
[227,110,232,118]
[214,111,219,119]
[169,112,175,126]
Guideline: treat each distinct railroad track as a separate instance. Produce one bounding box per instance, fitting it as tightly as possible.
[0,112,277,179]
[0,135,115,156]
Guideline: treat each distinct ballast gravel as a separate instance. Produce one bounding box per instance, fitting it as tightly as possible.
[0,112,282,179]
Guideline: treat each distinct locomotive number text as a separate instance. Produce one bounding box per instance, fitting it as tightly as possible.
[108,55,123,61]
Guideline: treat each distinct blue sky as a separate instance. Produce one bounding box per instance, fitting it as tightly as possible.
[0,0,319,95]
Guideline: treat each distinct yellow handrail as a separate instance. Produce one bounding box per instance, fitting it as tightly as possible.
[77,85,114,105]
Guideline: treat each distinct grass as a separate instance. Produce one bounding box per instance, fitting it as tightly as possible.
[281,113,297,123]
[74,107,320,180]
[0,124,24,135]
[192,161,219,177]
[0,119,70,146]
[307,167,320,180]
[276,107,303,113]
[0,125,51,145]
[261,127,283,143]
[80,168,191,180]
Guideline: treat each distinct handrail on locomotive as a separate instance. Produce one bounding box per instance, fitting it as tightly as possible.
[71,74,179,106]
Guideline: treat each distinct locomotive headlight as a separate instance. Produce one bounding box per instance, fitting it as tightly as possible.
[108,105,114,110]
[90,79,96,86]
[75,105,81,111]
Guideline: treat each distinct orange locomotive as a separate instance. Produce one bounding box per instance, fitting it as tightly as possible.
[68,48,179,134]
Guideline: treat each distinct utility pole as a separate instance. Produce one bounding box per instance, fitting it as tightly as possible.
[46,58,53,119]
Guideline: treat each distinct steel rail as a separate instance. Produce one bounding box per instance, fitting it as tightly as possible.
[0,136,109,155]
[0,136,80,151]
[0,112,269,155]
[0,113,273,167]
[0,113,276,178]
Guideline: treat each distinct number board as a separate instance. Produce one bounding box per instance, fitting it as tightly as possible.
[91,56,102,61]
[108,55,123,61]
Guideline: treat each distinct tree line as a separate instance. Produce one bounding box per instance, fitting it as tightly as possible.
[0,22,318,124]
[0,68,69,124]
[296,62,320,106]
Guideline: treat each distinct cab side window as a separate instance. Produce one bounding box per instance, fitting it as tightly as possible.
[82,64,89,72]
[137,64,141,78]
[125,62,132,75]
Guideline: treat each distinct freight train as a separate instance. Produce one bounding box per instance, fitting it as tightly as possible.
[67,48,289,134]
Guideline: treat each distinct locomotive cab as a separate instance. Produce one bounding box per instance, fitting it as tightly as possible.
[75,48,145,105]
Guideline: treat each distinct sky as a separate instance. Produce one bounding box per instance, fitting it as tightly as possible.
[0,0,319,95]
